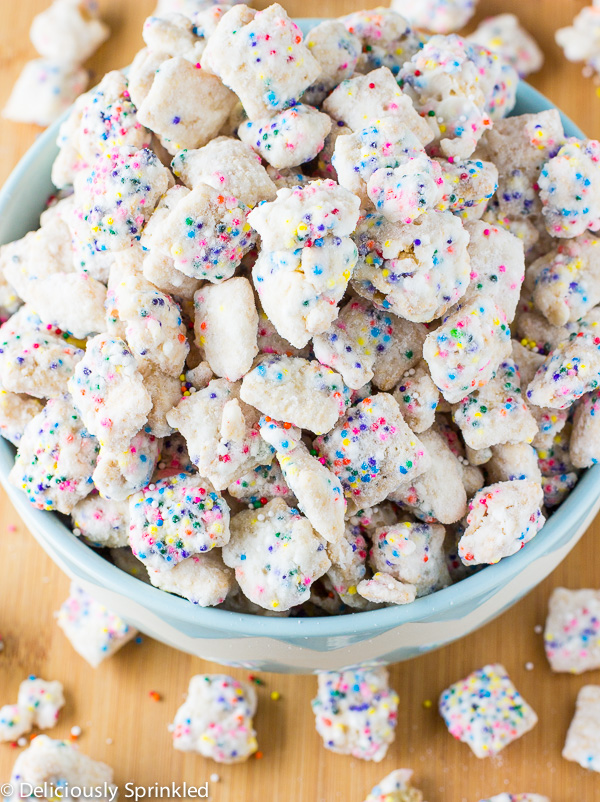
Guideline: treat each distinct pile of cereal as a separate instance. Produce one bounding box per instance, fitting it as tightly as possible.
[0,2,597,618]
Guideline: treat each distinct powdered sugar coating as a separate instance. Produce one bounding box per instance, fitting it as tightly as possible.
[392,361,440,434]
[30,0,109,64]
[148,551,234,606]
[171,137,276,207]
[7,735,116,800]
[303,20,361,106]
[2,60,88,128]
[352,211,470,323]
[0,306,84,399]
[151,183,256,282]
[137,57,236,155]
[462,221,525,323]
[195,278,258,381]
[17,678,65,730]
[72,495,130,548]
[452,358,538,450]
[248,179,361,252]
[467,14,543,78]
[323,67,433,145]
[0,390,43,446]
[71,145,172,264]
[313,296,425,391]
[278,442,345,544]
[0,705,34,743]
[390,427,467,524]
[166,378,272,489]
[68,334,152,450]
[253,236,358,348]
[341,8,422,77]
[391,0,477,34]
[362,769,423,802]
[241,355,351,435]
[563,685,600,772]
[531,234,600,326]
[357,572,417,605]
[458,480,545,565]
[92,431,160,501]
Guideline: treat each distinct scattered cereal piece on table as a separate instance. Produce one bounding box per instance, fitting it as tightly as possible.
[312,667,399,762]
[56,584,137,668]
[3,60,88,127]
[362,768,424,802]
[17,678,65,730]
[439,663,538,757]
[0,705,34,743]
[563,685,600,772]
[30,0,109,64]
[171,674,258,763]
[544,587,600,674]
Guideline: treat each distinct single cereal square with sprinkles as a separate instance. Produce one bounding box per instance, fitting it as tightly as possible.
[563,685,600,772]
[312,667,399,762]
[439,663,538,758]
[544,587,600,674]
[200,4,321,122]
[170,674,257,763]
[151,183,256,282]
[314,392,428,515]
[9,398,99,515]
[128,472,230,571]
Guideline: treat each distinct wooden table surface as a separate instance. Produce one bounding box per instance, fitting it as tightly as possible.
[0,1,599,800]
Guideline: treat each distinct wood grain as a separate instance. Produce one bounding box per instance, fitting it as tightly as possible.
[0,2,599,800]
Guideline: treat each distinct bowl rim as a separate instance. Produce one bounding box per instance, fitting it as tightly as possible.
[0,48,595,639]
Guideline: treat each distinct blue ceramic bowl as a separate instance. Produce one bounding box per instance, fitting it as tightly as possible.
[0,20,597,673]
